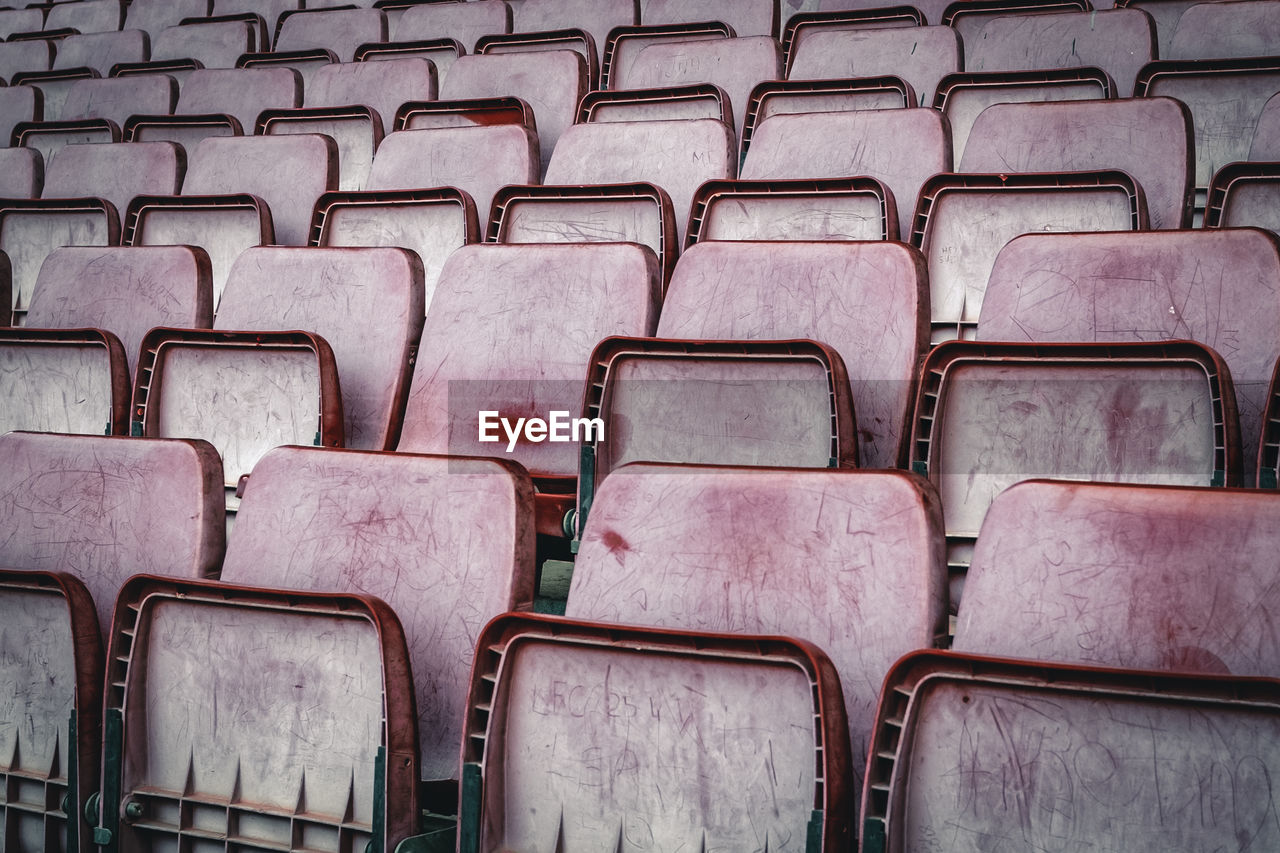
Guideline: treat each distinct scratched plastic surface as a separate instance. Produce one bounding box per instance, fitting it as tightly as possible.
[930,360,1218,539]
[980,229,1280,483]
[28,246,212,380]
[1140,63,1280,193]
[393,0,511,51]
[368,126,537,220]
[569,465,946,800]
[698,186,889,241]
[0,86,38,153]
[585,89,727,123]
[788,26,960,106]
[45,0,122,34]
[659,241,926,468]
[546,119,735,244]
[959,98,1192,229]
[117,599,385,851]
[217,246,424,451]
[308,59,437,135]
[130,205,265,313]
[894,675,1280,853]
[153,344,323,487]
[22,128,114,180]
[919,182,1138,341]
[642,0,776,37]
[277,7,385,63]
[483,641,819,852]
[55,30,148,75]
[605,28,728,92]
[1169,0,1280,58]
[263,112,378,192]
[44,141,183,218]
[957,480,1280,674]
[626,37,783,139]
[513,0,636,59]
[0,42,52,84]
[0,432,224,640]
[1252,91,1280,159]
[3,210,112,321]
[124,0,210,42]
[742,109,950,239]
[176,67,302,134]
[152,19,257,69]
[0,343,115,434]
[940,73,1109,165]
[0,585,78,851]
[61,75,175,128]
[967,10,1153,96]
[753,86,909,126]
[319,197,470,315]
[1214,173,1280,236]
[223,446,534,781]
[184,134,335,246]
[399,243,660,474]
[0,7,40,39]
[441,51,586,176]
[596,354,839,473]
[0,147,41,200]
[498,195,664,260]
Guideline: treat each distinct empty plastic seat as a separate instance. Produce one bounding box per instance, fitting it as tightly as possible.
[910,340,1239,607]
[742,108,950,241]
[247,6,385,72]
[54,29,148,76]
[981,228,1280,482]
[220,445,535,789]
[367,124,537,224]
[781,7,930,55]
[959,97,1194,229]
[642,0,779,37]
[96,576,418,853]
[16,74,176,165]
[935,67,1115,164]
[0,431,225,642]
[211,0,299,35]
[660,241,928,469]
[1135,57,1280,218]
[0,147,42,198]
[457,613,854,852]
[575,339,858,509]
[398,242,660,483]
[862,650,1280,853]
[306,57,436,136]
[967,9,1154,96]
[311,186,478,313]
[687,176,898,243]
[546,118,735,242]
[135,246,423,494]
[578,82,732,124]
[258,108,379,193]
[1206,161,1280,237]
[149,18,259,70]
[356,33,463,79]
[440,51,587,175]
[45,0,125,35]
[3,140,182,324]
[623,36,783,140]
[944,0,1092,47]
[1119,0,1204,56]
[123,0,211,42]
[513,0,635,56]
[0,84,42,146]
[488,182,677,286]
[600,21,732,91]
[391,0,512,52]
[0,568,102,852]
[913,170,1147,342]
[787,25,960,106]
[476,29,600,88]
[741,78,915,153]
[14,68,99,126]
[127,66,301,149]
[0,7,44,39]
[569,465,945,803]
[956,479,1280,674]
[0,40,55,85]
[1253,91,1280,158]
[1168,0,1280,58]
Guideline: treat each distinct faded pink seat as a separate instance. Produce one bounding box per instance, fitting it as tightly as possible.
[642,0,778,37]
[788,25,960,106]
[392,0,511,52]
[1169,0,1280,59]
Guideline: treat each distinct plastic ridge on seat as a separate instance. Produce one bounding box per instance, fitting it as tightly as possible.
[599,20,732,91]
[390,0,511,53]
[476,28,598,88]
[782,7,926,58]
[0,326,129,435]
[394,95,535,132]
[787,24,959,106]
[741,76,916,159]
[686,175,899,244]
[576,82,732,125]
[1205,160,1280,237]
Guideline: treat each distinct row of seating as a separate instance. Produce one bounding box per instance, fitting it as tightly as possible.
[4,428,1279,851]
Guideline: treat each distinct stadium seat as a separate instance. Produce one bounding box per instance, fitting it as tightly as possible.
[454,613,854,853]
[53,29,147,76]
[477,27,600,89]
[909,340,1240,607]
[861,650,1280,853]
[935,67,1115,164]
[0,84,42,146]
[1205,160,1280,237]
[642,0,779,37]
[44,0,125,35]
[122,0,211,43]
[147,17,259,71]
[944,0,1091,50]
[599,21,731,91]
[659,240,928,469]
[220,445,536,796]
[956,479,1280,674]
[741,107,950,244]
[95,576,418,853]
[440,51,587,176]
[569,464,945,806]
[959,97,1194,229]
[545,118,735,243]
[966,8,1154,96]
[304,57,436,135]
[577,82,732,124]
[211,0,299,36]
[513,0,635,61]
[0,40,55,86]
[238,6,386,85]
[126,65,301,150]
[981,228,1280,485]
[1118,0,1202,56]
[0,146,42,198]
[686,176,898,243]
[15,74,176,166]
[390,0,512,53]
[1168,0,1280,59]
[787,25,960,106]
[0,7,44,39]
[912,170,1147,342]
[741,77,915,156]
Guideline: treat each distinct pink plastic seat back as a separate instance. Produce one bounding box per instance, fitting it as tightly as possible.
[788,25,961,105]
